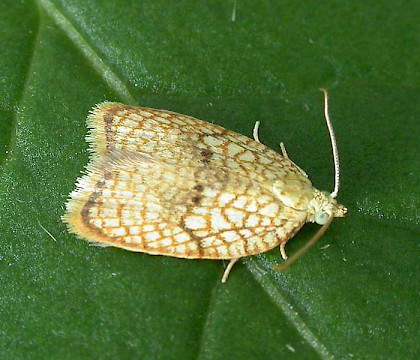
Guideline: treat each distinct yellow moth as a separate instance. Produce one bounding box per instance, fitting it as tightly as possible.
[63,89,346,282]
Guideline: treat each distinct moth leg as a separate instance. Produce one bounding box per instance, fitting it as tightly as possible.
[279,142,289,159]
[280,242,288,260]
[221,258,239,283]
[279,142,308,177]
[253,121,261,143]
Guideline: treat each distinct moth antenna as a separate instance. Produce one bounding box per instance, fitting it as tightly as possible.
[319,88,340,198]
[273,214,334,271]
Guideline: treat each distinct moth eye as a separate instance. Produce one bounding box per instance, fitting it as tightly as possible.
[315,211,330,225]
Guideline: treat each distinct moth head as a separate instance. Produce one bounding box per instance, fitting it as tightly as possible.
[309,190,347,225]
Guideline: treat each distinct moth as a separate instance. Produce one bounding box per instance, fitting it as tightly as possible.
[63,89,347,282]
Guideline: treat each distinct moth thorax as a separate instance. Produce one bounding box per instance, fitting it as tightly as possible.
[271,176,313,211]
[307,189,344,225]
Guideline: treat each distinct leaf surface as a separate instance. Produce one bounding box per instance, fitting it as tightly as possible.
[0,1,418,359]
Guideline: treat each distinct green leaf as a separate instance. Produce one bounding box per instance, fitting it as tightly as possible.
[1,1,418,359]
